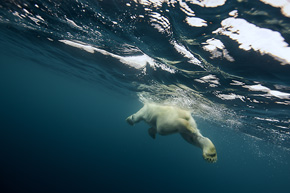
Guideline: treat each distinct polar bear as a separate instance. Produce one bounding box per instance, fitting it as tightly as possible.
[126,103,217,163]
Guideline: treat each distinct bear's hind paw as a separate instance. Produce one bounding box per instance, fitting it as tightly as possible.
[203,152,217,163]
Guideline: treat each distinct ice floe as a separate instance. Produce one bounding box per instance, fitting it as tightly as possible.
[214,18,290,65]
[171,41,202,67]
[186,0,227,7]
[195,74,220,87]
[59,40,154,69]
[65,18,82,30]
[149,12,171,34]
[134,0,227,8]
[185,17,207,27]
[229,10,238,17]
[178,0,196,16]
[133,0,167,7]
[216,93,245,101]
[59,40,176,73]
[243,84,290,99]
[202,38,234,61]
[260,0,290,17]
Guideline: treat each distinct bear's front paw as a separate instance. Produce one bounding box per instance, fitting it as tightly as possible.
[126,115,134,126]
[203,147,217,163]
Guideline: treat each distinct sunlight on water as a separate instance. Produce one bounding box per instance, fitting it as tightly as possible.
[1,1,290,192]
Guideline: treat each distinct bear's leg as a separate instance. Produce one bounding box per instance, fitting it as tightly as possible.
[148,127,157,139]
[179,122,217,163]
[126,105,147,126]
[179,125,202,148]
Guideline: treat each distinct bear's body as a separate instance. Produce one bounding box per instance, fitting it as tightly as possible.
[126,103,217,163]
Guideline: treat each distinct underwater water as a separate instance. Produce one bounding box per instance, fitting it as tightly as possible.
[0,0,290,192]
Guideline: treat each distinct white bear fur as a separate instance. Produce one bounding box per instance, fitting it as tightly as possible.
[126,103,217,163]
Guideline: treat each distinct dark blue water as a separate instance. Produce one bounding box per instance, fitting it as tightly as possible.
[1,0,290,192]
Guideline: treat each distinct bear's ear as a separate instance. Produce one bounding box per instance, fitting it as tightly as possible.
[148,127,156,139]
